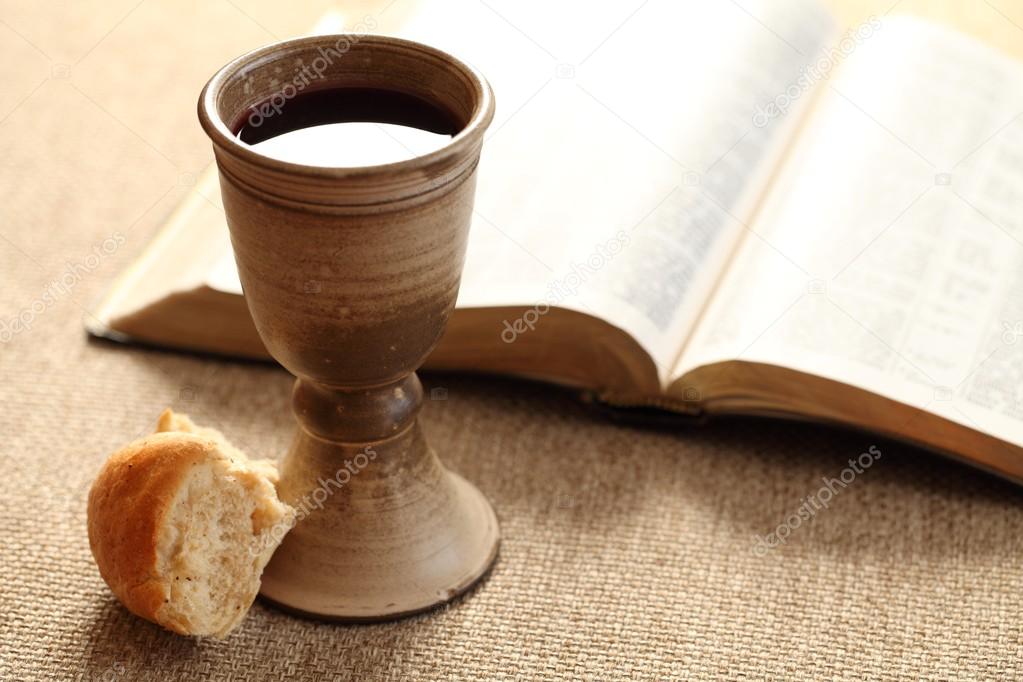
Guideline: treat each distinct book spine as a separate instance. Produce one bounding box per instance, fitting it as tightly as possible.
[580,389,707,427]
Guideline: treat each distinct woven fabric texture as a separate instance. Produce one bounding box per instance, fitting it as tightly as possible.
[2,1,1023,679]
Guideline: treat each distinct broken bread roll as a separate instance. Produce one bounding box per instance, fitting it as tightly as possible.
[87,409,295,637]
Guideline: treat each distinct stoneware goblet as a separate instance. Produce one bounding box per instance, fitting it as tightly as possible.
[198,34,498,621]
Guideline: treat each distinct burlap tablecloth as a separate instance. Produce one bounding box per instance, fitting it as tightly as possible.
[2,1,1022,679]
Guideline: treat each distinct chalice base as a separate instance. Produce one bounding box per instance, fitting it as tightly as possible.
[259,423,500,621]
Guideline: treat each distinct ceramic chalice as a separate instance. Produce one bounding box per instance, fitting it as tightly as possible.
[198,34,498,620]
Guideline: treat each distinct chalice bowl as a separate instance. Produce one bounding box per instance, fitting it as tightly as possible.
[198,34,499,620]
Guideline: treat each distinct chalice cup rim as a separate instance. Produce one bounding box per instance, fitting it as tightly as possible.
[198,33,495,180]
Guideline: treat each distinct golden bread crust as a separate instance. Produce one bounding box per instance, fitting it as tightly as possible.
[87,432,212,634]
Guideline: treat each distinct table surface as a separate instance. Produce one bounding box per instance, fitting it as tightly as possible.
[2,0,1022,679]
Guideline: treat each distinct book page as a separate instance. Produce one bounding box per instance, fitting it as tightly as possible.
[393,0,835,380]
[678,17,1023,445]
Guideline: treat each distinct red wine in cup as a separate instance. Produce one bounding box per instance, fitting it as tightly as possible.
[233,87,460,167]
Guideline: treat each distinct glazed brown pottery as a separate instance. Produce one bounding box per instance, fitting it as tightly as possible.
[198,34,499,621]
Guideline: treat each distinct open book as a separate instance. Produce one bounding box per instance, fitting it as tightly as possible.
[89,1,1023,482]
